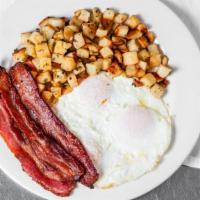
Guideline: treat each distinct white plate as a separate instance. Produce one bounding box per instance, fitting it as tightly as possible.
[0,0,200,199]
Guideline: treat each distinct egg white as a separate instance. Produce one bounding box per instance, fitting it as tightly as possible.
[55,72,171,188]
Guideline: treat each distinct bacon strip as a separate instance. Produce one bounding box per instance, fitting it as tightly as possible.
[0,76,75,196]
[10,62,99,187]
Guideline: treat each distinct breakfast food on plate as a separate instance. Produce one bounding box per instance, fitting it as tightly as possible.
[12,8,172,107]
[10,62,99,187]
[0,7,173,197]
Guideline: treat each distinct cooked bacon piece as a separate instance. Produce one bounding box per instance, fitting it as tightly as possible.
[10,62,99,187]
[0,67,83,181]
[0,71,75,196]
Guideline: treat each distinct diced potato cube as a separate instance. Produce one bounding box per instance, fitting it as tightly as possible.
[100,47,113,58]
[118,44,128,53]
[92,8,102,23]
[123,52,138,65]
[35,42,51,58]
[53,30,64,40]
[140,73,156,87]
[138,49,150,61]
[51,87,62,98]
[99,37,112,47]
[136,68,145,78]
[62,85,73,95]
[73,32,85,49]
[114,50,122,63]
[101,58,112,70]
[137,36,149,48]
[29,32,46,44]
[52,53,64,64]
[51,80,61,87]
[26,42,36,58]
[148,44,160,55]
[61,57,76,71]
[149,54,162,67]
[146,31,155,43]
[40,25,55,40]
[114,13,128,24]
[138,60,148,71]
[53,69,68,83]
[107,62,122,77]
[21,32,31,45]
[39,17,65,29]
[127,39,139,51]
[86,61,102,76]
[103,9,115,20]
[54,41,71,55]
[87,44,99,55]
[162,55,169,65]
[38,83,45,92]
[67,25,80,32]
[157,65,172,78]
[31,71,38,78]
[69,16,83,27]
[82,22,97,39]
[115,25,129,37]
[42,91,53,103]
[47,40,54,54]
[37,71,52,84]
[77,9,91,22]
[67,73,78,88]
[12,48,27,62]
[137,23,148,33]
[32,57,52,71]
[111,36,126,45]
[126,29,142,40]
[125,65,137,77]
[73,62,85,75]
[64,26,74,42]
[77,48,89,58]
[150,83,165,98]
[96,28,108,38]
[125,15,140,29]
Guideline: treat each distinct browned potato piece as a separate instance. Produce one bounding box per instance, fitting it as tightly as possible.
[136,68,145,78]
[140,73,156,87]
[42,91,53,104]
[64,26,74,42]
[115,25,129,37]
[77,48,89,58]
[31,71,38,78]
[35,42,51,58]
[137,23,148,33]
[126,29,142,40]
[38,83,45,92]
[73,62,85,75]
[162,56,169,65]
[73,32,85,49]
[96,28,108,38]
[150,83,165,98]
[103,9,115,20]
[69,16,83,27]
[114,50,122,64]
[138,49,150,61]
[37,71,52,84]
[146,31,155,43]
[32,57,52,71]
[54,41,71,55]
[21,32,31,45]
[148,44,160,55]
[53,69,68,83]
[111,36,126,45]
[99,37,112,47]
[48,38,55,53]
[125,65,137,77]
[62,85,73,95]
[76,9,91,22]
[40,25,55,40]
[91,8,102,23]
[118,44,128,53]
[125,15,140,29]
[51,86,62,98]
[149,54,162,67]
[67,73,78,88]
[101,58,112,70]
[87,43,99,55]
[52,53,64,64]
[61,57,76,71]
[114,13,128,24]
[26,42,36,58]
[138,60,148,71]
[123,52,138,65]
[100,47,113,58]
[107,62,122,77]
[127,39,139,52]
[137,36,149,48]
[12,48,27,62]
[86,60,102,75]
[82,22,97,39]
[29,31,46,44]
[53,30,64,40]
[39,17,65,29]
[157,65,172,78]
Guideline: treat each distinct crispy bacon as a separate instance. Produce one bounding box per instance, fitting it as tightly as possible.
[10,62,99,187]
[0,70,75,196]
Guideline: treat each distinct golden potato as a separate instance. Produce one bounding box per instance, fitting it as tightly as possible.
[35,42,51,58]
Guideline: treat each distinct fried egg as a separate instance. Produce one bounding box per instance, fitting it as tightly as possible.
[55,72,171,188]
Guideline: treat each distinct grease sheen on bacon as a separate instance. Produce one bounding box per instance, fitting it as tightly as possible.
[0,67,76,196]
[10,62,99,187]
